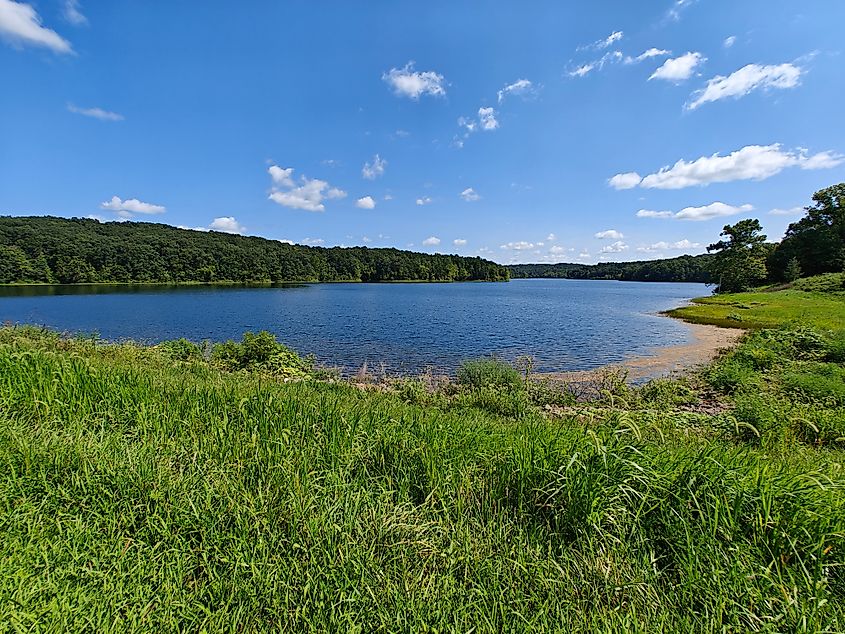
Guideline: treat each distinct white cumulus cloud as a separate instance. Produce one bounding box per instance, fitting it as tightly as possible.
[209,217,245,234]
[478,107,499,131]
[355,196,376,210]
[675,202,754,221]
[67,103,123,121]
[382,62,446,100]
[0,0,73,53]
[416,197,432,206]
[723,36,736,48]
[453,238,467,246]
[625,48,671,64]
[100,196,165,216]
[638,239,701,252]
[612,144,843,190]
[608,172,643,190]
[687,63,803,110]
[649,52,705,82]
[362,154,387,180]
[422,236,441,246]
[460,188,480,202]
[267,165,346,212]
[500,241,536,251]
[595,229,624,239]
[599,241,628,254]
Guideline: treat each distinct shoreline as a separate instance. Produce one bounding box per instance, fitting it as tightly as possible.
[540,319,744,385]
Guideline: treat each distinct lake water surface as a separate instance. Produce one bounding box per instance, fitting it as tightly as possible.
[0,279,709,373]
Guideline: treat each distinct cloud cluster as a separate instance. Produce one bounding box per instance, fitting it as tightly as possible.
[595,229,624,239]
[649,52,705,82]
[460,188,480,202]
[100,195,165,218]
[637,202,754,221]
[382,62,446,99]
[416,196,432,206]
[267,165,346,212]
[638,239,701,253]
[687,63,803,110]
[362,154,387,180]
[599,241,628,254]
[209,216,245,234]
[67,103,124,121]
[0,0,73,53]
[355,196,376,209]
[625,48,671,65]
[610,144,843,190]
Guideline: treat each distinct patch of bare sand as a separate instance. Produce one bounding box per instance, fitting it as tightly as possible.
[542,321,744,386]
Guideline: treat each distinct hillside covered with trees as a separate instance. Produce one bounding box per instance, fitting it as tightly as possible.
[508,254,712,283]
[0,216,509,284]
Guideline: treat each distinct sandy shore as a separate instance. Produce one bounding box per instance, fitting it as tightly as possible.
[542,320,744,385]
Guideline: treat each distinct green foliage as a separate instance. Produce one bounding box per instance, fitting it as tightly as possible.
[706,219,770,293]
[769,182,845,280]
[211,330,313,379]
[0,215,509,284]
[456,357,523,390]
[157,338,205,362]
[793,271,845,294]
[508,253,712,282]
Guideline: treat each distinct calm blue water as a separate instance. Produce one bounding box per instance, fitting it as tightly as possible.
[0,280,709,373]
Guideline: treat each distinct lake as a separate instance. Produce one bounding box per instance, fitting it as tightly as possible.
[0,279,710,374]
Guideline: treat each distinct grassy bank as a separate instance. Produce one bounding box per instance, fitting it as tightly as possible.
[666,272,845,330]
[1,283,845,631]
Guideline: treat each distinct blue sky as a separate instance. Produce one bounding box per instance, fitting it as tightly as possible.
[1,0,843,264]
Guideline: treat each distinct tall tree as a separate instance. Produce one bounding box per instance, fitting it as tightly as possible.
[769,183,845,280]
[706,219,769,293]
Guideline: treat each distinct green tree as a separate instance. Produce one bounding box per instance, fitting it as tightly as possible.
[769,183,845,280]
[706,219,768,293]
[784,257,802,283]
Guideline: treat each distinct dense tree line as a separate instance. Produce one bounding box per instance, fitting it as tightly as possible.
[0,217,509,284]
[767,183,845,282]
[508,254,712,283]
[706,183,845,292]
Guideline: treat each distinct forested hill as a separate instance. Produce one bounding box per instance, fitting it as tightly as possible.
[508,254,712,283]
[0,216,509,284]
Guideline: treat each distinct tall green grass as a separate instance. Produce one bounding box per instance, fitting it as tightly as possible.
[0,326,844,631]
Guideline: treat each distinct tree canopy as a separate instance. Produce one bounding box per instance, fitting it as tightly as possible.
[706,219,770,293]
[0,216,509,284]
[768,183,845,281]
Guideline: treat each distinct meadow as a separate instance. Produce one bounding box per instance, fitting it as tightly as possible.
[1,276,844,632]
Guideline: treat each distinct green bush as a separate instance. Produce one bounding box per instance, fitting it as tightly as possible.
[158,338,204,362]
[782,363,845,405]
[456,357,523,390]
[793,272,845,294]
[636,378,697,407]
[211,330,313,379]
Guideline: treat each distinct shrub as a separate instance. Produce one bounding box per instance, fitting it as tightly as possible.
[211,330,313,379]
[158,338,204,362]
[792,272,845,294]
[456,357,523,390]
[781,364,845,405]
